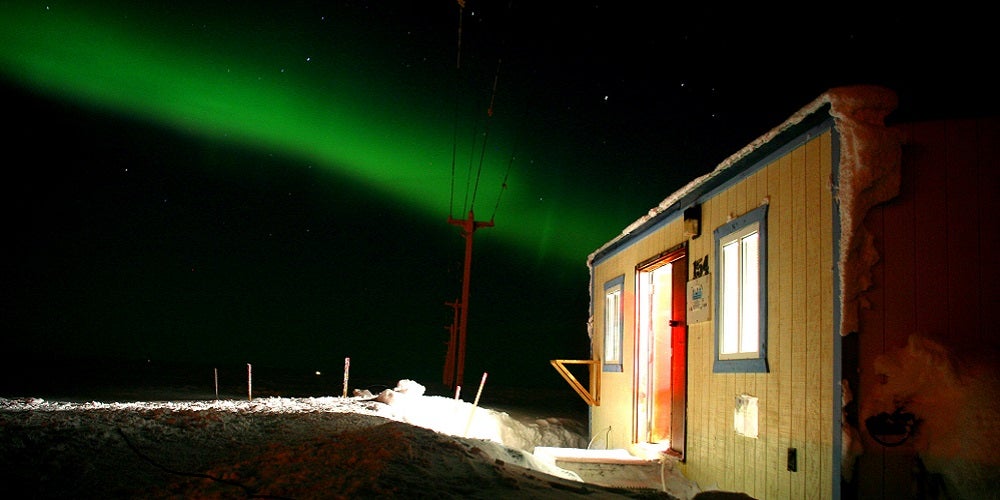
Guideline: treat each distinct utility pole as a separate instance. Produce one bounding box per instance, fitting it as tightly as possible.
[444,209,493,390]
[442,300,459,388]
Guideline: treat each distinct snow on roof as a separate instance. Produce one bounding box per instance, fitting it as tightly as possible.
[587,85,904,337]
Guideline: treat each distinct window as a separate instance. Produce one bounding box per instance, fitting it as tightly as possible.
[603,275,625,372]
[713,204,768,373]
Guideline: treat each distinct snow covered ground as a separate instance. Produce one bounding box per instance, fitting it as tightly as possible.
[0,377,700,498]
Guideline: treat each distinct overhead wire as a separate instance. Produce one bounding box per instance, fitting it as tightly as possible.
[490,70,528,223]
[491,142,514,222]
[470,57,503,214]
[449,0,516,221]
[449,0,464,219]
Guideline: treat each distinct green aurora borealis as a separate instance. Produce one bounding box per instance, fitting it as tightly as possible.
[3,1,671,385]
[1,2,636,266]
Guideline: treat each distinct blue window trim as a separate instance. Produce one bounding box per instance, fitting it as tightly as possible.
[713,204,769,373]
[602,275,625,373]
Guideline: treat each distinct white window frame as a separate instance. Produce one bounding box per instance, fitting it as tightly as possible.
[713,204,768,373]
[603,275,625,372]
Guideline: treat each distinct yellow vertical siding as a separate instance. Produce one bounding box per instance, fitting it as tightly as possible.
[591,130,836,499]
[790,143,807,499]
[707,187,729,486]
[803,135,825,495]
[819,135,835,491]
[748,167,768,497]
[764,152,785,499]
[590,250,636,448]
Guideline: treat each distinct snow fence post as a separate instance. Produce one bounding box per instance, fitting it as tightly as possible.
[342,357,350,398]
[463,372,488,437]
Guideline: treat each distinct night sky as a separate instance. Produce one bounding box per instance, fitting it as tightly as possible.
[2,2,995,390]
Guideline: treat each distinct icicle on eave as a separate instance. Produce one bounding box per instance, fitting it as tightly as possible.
[825,85,905,337]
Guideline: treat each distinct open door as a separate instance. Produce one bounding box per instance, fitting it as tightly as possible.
[635,247,687,458]
[669,253,687,458]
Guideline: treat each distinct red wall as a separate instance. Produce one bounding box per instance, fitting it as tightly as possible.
[852,117,1000,498]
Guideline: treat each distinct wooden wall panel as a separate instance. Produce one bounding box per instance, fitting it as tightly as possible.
[593,130,837,499]
[910,123,949,340]
[706,188,729,486]
[855,120,919,497]
[678,131,835,499]
[856,203,886,498]
[789,143,808,500]
[819,133,835,490]
[764,150,786,499]
[589,250,634,449]
[804,137,824,496]
[750,167,769,498]
[855,117,1000,498]
[731,174,748,492]
[867,118,999,350]
[775,151,794,500]
[943,121,981,340]
[978,119,1000,345]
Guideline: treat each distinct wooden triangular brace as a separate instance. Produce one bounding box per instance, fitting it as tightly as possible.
[550,359,600,406]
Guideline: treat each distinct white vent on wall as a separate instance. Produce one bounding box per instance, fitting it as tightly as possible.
[735,394,759,438]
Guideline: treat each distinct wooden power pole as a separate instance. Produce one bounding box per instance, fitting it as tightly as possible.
[444,209,493,390]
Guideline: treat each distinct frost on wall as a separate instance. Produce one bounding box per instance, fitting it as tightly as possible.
[824,86,904,336]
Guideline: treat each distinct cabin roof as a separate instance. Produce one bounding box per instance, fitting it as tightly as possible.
[587,84,904,337]
[587,85,898,267]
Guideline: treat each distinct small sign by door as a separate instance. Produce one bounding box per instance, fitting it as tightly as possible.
[687,274,712,324]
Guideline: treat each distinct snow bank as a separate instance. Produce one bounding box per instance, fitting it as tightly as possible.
[864,335,1000,498]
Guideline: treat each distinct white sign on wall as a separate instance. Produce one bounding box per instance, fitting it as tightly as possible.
[687,274,712,324]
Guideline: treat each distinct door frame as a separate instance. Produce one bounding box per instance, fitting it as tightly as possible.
[634,244,687,458]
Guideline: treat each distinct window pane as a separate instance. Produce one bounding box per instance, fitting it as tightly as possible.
[712,203,768,373]
[741,232,759,353]
[721,240,740,354]
[604,290,621,362]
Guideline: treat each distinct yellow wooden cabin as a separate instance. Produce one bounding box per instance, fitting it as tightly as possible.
[556,85,999,498]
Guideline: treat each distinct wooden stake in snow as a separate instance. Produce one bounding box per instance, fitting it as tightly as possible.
[247,363,252,401]
[214,368,219,400]
[342,357,350,398]
[463,372,488,437]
